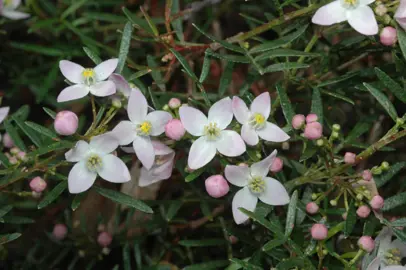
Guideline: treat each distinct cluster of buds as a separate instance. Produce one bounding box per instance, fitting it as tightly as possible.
[292,114,324,141]
[5,147,27,165]
[163,98,186,141]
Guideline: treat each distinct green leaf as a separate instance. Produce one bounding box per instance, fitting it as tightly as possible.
[262,237,286,251]
[38,181,68,209]
[30,141,73,156]
[276,83,295,126]
[311,87,323,124]
[238,208,284,237]
[12,105,30,121]
[0,153,10,168]
[93,186,153,213]
[9,42,67,57]
[382,192,406,211]
[123,243,131,270]
[170,48,198,81]
[83,47,102,64]
[0,216,35,224]
[199,51,211,83]
[12,116,42,147]
[320,89,355,105]
[218,62,234,96]
[171,0,183,42]
[205,49,250,63]
[391,217,406,227]
[43,107,57,119]
[185,167,205,182]
[392,227,406,242]
[375,162,406,187]
[0,206,13,218]
[117,22,133,74]
[255,48,320,61]
[122,7,154,35]
[285,190,298,236]
[60,0,88,19]
[344,201,356,237]
[140,7,159,36]
[263,62,309,73]
[184,260,230,270]
[128,69,152,81]
[317,72,357,87]
[375,68,406,103]
[363,83,398,121]
[179,238,226,247]
[0,233,21,245]
[276,258,305,270]
[71,192,87,211]
[25,121,57,139]
[147,55,165,91]
[166,200,182,221]
[396,24,406,61]
[229,259,262,270]
[345,122,371,143]
[37,62,59,103]
[4,120,26,151]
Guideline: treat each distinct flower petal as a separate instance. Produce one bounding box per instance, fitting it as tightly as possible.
[59,60,84,84]
[146,111,173,136]
[258,177,290,205]
[90,133,118,154]
[68,161,97,194]
[94,58,118,81]
[57,85,89,102]
[112,121,136,145]
[127,90,148,124]
[232,96,250,124]
[109,73,131,97]
[1,10,30,19]
[10,0,21,9]
[250,92,271,119]
[152,140,174,156]
[382,267,406,270]
[257,122,290,142]
[225,165,250,187]
[133,135,155,170]
[65,141,90,162]
[365,257,380,270]
[390,239,406,258]
[241,124,259,146]
[375,227,393,256]
[359,0,375,5]
[139,154,174,187]
[250,149,277,178]
[179,106,207,136]
[98,154,131,183]
[347,6,378,36]
[0,107,10,124]
[232,187,258,224]
[89,81,116,97]
[188,136,216,169]
[311,0,347,26]
[208,97,233,130]
[215,130,246,157]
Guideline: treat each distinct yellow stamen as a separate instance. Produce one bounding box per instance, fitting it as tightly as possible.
[137,121,152,136]
[82,69,94,78]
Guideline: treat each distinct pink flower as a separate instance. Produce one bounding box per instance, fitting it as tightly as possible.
[3,133,14,148]
[344,152,356,164]
[168,98,181,109]
[97,232,113,247]
[165,119,185,141]
[358,236,375,253]
[205,175,230,198]
[306,113,318,123]
[362,170,372,181]
[395,0,406,31]
[53,224,68,240]
[306,202,319,214]
[311,224,328,240]
[29,176,47,193]
[356,205,371,218]
[303,122,323,140]
[270,157,283,173]
[292,114,305,129]
[380,27,397,46]
[370,195,384,210]
[54,111,79,136]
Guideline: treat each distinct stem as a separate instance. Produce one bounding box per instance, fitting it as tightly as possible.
[292,33,319,76]
[348,249,364,267]
[91,95,97,121]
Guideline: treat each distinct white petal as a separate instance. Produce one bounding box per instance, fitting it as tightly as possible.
[382,267,406,270]
[133,136,155,170]
[109,73,131,97]
[68,162,97,194]
[347,6,378,35]
[10,0,21,9]
[1,10,30,19]
[59,60,84,84]
[152,140,174,156]
[94,58,118,81]
[241,124,259,146]
[250,150,277,178]
[225,165,250,187]
[146,111,173,136]
[311,1,347,26]
[127,90,148,124]
[258,177,290,205]
[395,0,406,18]
[232,187,258,224]
[208,97,233,130]
[89,81,116,97]
[89,133,118,154]
[365,257,380,270]
[359,0,375,5]
[390,239,406,257]
[250,92,271,119]
[257,122,290,142]
[188,136,216,169]
[215,130,246,157]
[65,141,90,162]
[179,106,207,136]
[0,107,10,124]
[98,154,131,183]
[139,154,174,187]
[376,227,393,256]
[232,96,250,124]
[112,121,136,145]
[57,85,89,102]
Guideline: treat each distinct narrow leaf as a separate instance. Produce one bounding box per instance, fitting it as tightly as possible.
[263,62,309,73]
[43,107,57,119]
[199,51,211,83]
[83,47,102,64]
[375,68,406,103]
[344,201,356,237]
[38,181,68,209]
[311,87,323,124]
[25,121,57,139]
[117,22,133,74]
[4,120,26,151]
[218,62,234,96]
[184,260,230,270]
[382,192,406,211]
[166,200,182,221]
[179,238,226,247]
[375,162,406,187]
[364,83,398,121]
[0,233,21,245]
[276,83,295,126]
[285,190,298,236]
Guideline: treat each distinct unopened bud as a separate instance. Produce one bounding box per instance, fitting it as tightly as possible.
[332,124,341,131]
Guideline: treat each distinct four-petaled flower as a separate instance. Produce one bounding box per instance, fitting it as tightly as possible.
[0,0,30,20]
[232,92,289,146]
[179,97,246,170]
[225,150,290,224]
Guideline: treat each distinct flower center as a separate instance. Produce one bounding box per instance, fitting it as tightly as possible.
[204,122,221,140]
[136,121,152,136]
[384,248,402,265]
[248,176,266,195]
[82,68,96,86]
[249,113,266,129]
[341,0,359,9]
[86,154,103,172]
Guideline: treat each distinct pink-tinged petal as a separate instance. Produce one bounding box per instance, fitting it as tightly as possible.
[109,73,131,97]
[208,97,233,129]
[359,0,375,5]
[0,107,10,124]
[1,9,30,19]
[347,6,378,36]
[250,92,271,119]
[241,124,259,146]
[90,133,118,154]
[112,121,136,145]
[133,136,155,170]
[65,141,90,162]
[146,111,173,136]
[59,60,84,84]
[68,161,97,194]
[139,153,174,187]
[57,85,89,102]
[152,140,173,156]
[94,58,118,81]
[225,165,250,187]
[311,1,346,26]
[395,0,406,20]
[258,177,290,205]
[127,90,148,124]
[250,150,277,178]
[215,130,246,157]
[98,154,131,183]
[10,0,21,9]
[89,81,116,97]
[188,136,216,169]
[365,257,380,270]
[179,106,207,136]
[232,96,250,124]
[232,187,258,224]
[257,122,290,142]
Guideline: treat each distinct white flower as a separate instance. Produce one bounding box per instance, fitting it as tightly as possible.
[232,92,289,146]
[0,107,9,124]
[179,97,246,170]
[108,73,132,99]
[0,0,30,20]
[225,150,290,224]
[57,59,118,102]
[312,0,378,36]
[65,133,131,193]
[112,90,172,170]
[395,0,406,31]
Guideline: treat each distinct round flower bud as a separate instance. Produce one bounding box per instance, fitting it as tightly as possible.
[380,27,397,46]
[362,170,373,181]
[168,98,181,109]
[292,114,305,129]
[342,213,347,220]
[165,119,185,141]
[306,202,319,214]
[112,98,122,109]
[97,232,113,247]
[332,124,341,131]
[311,224,328,240]
[330,200,337,206]
[3,133,14,148]
[10,147,20,155]
[344,152,356,165]
[270,157,283,173]
[9,157,17,164]
[306,114,318,123]
[316,139,324,146]
[29,177,47,193]
[53,224,68,240]
[205,175,229,198]
[54,111,78,136]
[331,131,339,139]
[375,4,387,16]
[381,161,390,171]
[17,151,27,162]
[304,122,323,140]
[358,236,375,253]
[370,195,384,210]
[229,235,238,244]
[356,205,371,218]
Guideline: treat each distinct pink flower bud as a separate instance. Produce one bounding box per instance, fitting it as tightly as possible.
[3,133,14,148]
[229,235,238,244]
[304,122,323,140]
[29,176,47,193]
[362,170,372,181]
[165,119,185,141]
[358,236,375,253]
[306,113,318,123]
[344,152,356,165]
[54,111,79,136]
[356,205,371,218]
[168,98,181,109]
[342,213,347,220]
[53,224,68,240]
[17,151,27,161]
[370,195,384,210]
[311,224,328,240]
[10,147,19,155]
[270,157,283,173]
[97,231,113,247]
[380,27,397,46]
[292,114,305,129]
[205,175,229,198]
[9,157,17,164]
[306,202,319,214]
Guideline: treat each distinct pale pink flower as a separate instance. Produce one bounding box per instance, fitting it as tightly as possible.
[311,223,328,240]
[108,73,132,98]
[362,170,373,181]
[292,114,305,129]
[270,157,283,173]
[205,175,229,198]
[359,236,375,253]
[0,107,9,124]
[303,122,323,140]
[306,113,318,123]
[165,119,185,141]
[29,176,47,192]
[168,98,181,109]
[54,111,78,136]
[0,0,30,20]
[356,205,371,218]
[306,202,319,214]
[395,0,406,31]
[344,152,356,164]
[380,27,397,46]
[370,195,384,210]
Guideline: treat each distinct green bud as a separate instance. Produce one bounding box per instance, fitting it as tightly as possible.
[331,131,339,139]
[163,104,170,111]
[356,194,364,201]
[256,152,262,159]
[316,139,324,146]
[243,42,250,49]
[372,167,382,175]
[330,200,337,206]
[332,124,341,131]
[322,249,328,255]
[381,161,390,171]
[396,118,405,126]
[311,193,318,200]
[112,99,122,109]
